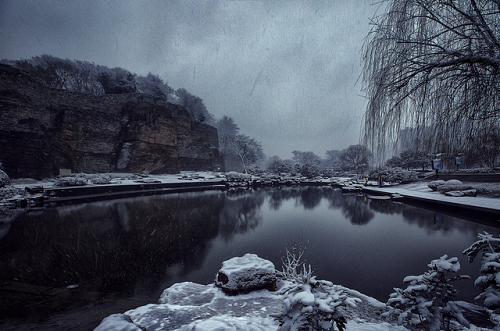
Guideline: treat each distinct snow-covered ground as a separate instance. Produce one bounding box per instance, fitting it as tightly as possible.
[94,273,495,331]
[1,171,226,202]
[364,181,500,212]
[94,278,410,331]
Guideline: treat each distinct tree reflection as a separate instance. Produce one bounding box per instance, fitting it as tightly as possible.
[367,198,402,215]
[218,190,265,241]
[324,189,374,225]
[0,192,224,322]
[268,187,302,210]
[341,195,375,225]
[267,186,334,211]
[300,187,324,209]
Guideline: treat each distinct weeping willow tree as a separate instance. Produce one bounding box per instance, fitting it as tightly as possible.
[362,0,500,163]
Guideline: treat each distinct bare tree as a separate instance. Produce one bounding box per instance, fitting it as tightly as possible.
[362,0,500,160]
[221,134,262,173]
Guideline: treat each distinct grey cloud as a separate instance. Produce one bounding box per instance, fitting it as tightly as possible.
[0,0,378,159]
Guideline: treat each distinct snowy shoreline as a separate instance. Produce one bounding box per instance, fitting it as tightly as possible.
[1,172,499,229]
[2,173,500,330]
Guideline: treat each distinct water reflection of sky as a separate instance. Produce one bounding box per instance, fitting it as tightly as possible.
[1,187,499,329]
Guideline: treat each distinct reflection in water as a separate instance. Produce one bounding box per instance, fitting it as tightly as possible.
[219,190,265,241]
[340,196,375,225]
[0,187,499,330]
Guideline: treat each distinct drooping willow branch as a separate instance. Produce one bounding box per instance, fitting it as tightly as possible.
[362,0,500,161]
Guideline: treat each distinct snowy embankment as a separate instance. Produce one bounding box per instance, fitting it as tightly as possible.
[94,282,407,331]
[0,171,226,208]
[94,253,498,331]
[94,254,408,331]
[363,181,500,213]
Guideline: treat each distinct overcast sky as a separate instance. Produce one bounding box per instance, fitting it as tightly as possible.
[0,0,380,159]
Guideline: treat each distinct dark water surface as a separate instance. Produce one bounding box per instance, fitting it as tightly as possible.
[1,186,499,330]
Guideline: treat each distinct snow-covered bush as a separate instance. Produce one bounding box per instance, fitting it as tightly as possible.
[463,232,500,309]
[473,184,500,198]
[54,176,87,187]
[276,278,348,331]
[225,171,252,182]
[90,175,112,185]
[384,255,470,331]
[369,167,418,184]
[0,169,10,188]
[275,244,351,330]
[299,162,322,179]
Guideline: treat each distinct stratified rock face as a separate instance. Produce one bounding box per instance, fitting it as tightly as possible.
[0,64,222,178]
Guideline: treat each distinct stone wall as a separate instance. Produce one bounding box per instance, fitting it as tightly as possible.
[0,64,222,179]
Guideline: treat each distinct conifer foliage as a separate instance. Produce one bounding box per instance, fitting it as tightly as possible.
[384,255,470,331]
[463,231,500,309]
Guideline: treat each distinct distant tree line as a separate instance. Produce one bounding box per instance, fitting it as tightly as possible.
[265,144,372,178]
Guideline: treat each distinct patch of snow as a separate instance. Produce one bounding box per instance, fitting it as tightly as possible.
[367,181,500,212]
[95,280,412,331]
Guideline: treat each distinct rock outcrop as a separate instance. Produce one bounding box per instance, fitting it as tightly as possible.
[0,64,222,178]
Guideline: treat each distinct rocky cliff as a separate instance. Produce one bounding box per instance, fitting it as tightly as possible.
[0,64,222,179]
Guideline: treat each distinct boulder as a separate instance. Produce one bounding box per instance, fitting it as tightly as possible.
[444,191,465,197]
[462,189,477,197]
[437,182,472,194]
[215,253,277,295]
[428,180,446,191]
[445,179,463,185]
[443,189,477,197]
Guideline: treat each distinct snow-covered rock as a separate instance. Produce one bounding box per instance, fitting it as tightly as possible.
[444,189,477,197]
[444,190,465,197]
[215,253,277,294]
[428,180,446,191]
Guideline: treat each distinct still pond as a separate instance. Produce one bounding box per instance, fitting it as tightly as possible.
[0,186,499,330]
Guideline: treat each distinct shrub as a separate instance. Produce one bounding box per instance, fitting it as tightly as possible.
[384,255,470,331]
[225,171,252,182]
[369,167,418,184]
[275,244,352,331]
[299,163,322,179]
[54,176,87,187]
[463,232,500,309]
[90,175,112,185]
[276,278,349,331]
